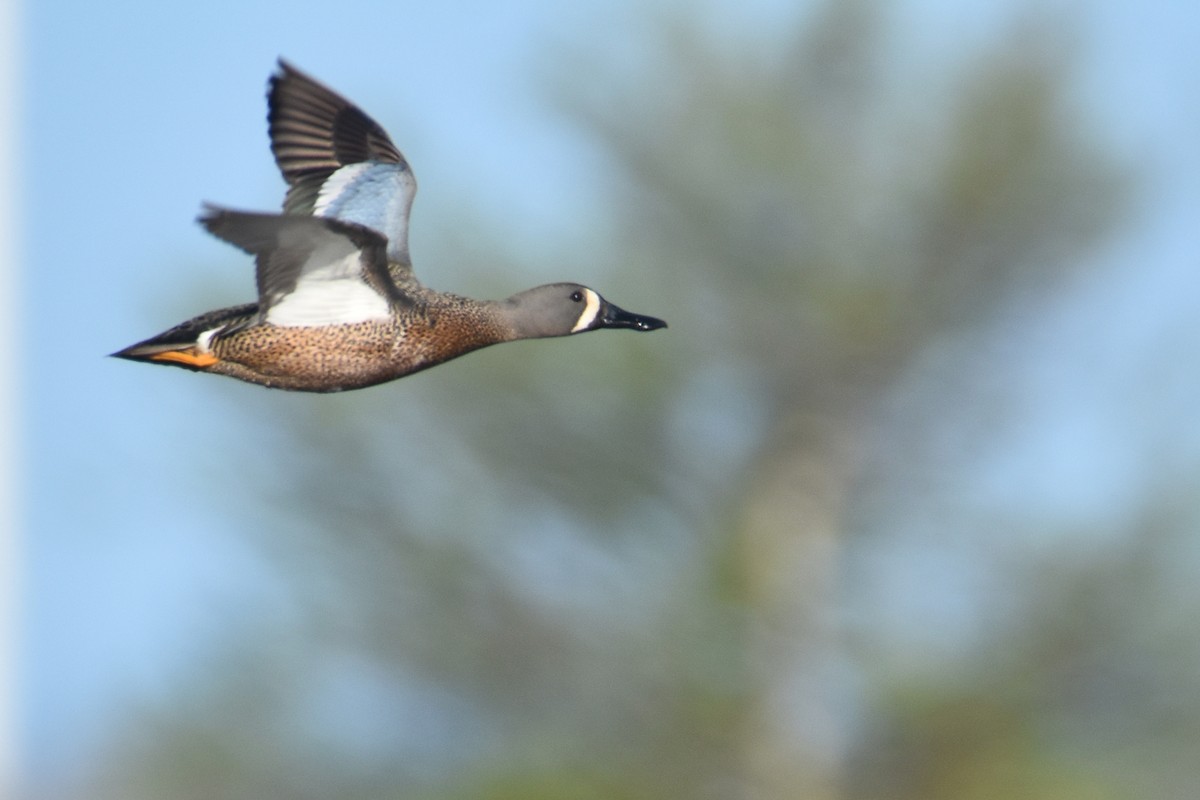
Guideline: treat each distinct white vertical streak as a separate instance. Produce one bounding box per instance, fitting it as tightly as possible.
[570,288,601,333]
[0,0,18,795]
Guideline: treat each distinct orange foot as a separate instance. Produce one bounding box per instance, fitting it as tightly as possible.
[149,349,219,368]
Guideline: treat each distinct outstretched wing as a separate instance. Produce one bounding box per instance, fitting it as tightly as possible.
[199,205,408,328]
[268,60,417,267]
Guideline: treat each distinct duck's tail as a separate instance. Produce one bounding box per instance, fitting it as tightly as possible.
[111,303,258,371]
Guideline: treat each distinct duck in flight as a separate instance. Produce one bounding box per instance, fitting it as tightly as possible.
[113,61,666,392]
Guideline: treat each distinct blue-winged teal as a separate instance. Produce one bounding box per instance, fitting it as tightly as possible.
[113,62,666,392]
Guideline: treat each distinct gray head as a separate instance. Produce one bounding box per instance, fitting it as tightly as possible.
[502,282,667,339]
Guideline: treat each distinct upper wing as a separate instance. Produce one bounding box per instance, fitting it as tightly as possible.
[268,60,417,267]
[199,205,408,328]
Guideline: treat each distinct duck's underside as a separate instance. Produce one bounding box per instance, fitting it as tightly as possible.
[113,306,394,392]
[111,300,516,392]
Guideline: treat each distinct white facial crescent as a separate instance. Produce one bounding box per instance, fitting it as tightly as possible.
[571,288,601,333]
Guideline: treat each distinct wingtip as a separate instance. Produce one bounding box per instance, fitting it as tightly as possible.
[195,204,231,242]
[196,201,228,226]
[272,57,299,81]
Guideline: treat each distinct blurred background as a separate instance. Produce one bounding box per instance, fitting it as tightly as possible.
[21,0,1200,798]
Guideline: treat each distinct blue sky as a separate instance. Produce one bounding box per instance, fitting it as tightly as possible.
[21,0,1200,794]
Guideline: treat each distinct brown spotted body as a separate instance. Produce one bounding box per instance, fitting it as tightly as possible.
[112,61,665,392]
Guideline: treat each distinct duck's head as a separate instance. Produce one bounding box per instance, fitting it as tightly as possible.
[505,283,667,339]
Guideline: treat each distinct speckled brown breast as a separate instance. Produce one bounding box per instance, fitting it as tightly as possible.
[208,301,515,392]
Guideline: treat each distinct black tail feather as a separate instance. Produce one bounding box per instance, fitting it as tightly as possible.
[111,303,258,364]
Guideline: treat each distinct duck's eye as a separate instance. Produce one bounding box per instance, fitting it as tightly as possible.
[570,291,584,303]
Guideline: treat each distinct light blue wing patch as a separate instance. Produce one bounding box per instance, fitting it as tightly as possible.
[313,162,416,265]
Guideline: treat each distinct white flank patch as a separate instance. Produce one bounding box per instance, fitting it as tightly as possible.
[196,328,220,353]
[571,288,602,333]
